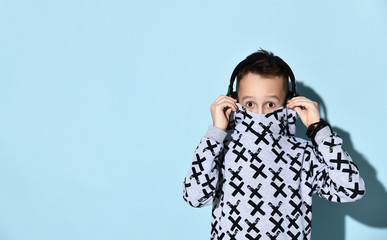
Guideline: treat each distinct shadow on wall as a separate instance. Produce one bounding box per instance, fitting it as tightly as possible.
[294,81,387,240]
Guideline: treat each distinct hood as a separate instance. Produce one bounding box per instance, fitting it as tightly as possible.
[226,102,298,137]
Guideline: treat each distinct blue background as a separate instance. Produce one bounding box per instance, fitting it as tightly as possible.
[0,0,386,239]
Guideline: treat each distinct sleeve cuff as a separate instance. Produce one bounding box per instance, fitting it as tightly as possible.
[314,125,333,144]
[205,125,227,143]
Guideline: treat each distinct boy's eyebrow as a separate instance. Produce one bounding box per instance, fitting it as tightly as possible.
[267,95,280,101]
[241,95,281,101]
[241,96,254,101]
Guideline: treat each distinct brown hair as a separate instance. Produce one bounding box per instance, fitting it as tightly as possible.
[236,49,289,96]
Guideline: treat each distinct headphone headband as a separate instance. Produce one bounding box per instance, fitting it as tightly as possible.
[226,52,297,101]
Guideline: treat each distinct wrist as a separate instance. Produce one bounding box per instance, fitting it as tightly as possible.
[206,125,227,143]
[306,118,332,144]
[213,125,226,131]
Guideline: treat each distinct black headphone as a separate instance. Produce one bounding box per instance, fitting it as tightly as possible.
[226,52,298,103]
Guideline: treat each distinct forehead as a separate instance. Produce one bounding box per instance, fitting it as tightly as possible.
[238,72,285,95]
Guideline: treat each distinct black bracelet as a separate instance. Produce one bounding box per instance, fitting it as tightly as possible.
[306,118,331,142]
[306,120,320,137]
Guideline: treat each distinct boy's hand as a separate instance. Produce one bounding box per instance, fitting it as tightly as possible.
[210,95,238,131]
[286,96,321,128]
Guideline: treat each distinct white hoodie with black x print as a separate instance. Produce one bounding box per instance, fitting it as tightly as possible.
[182,102,365,240]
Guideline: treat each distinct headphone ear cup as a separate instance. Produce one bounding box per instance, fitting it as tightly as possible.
[289,91,293,99]
[231,91,238,101]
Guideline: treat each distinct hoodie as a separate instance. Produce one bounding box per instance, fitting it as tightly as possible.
[182,102,366,240]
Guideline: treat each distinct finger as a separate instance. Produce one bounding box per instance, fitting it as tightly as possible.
[287,96,304,101]
[287,96,314,105]
[287,99,316,109]
[288,100,317,109]
[213,95,226,104]
[293,106,303,115]
[218,98,238,110]
[287,96,309,103]
[225,107,232,119]
[214,95,237,104]
[287,99,313,106]
[214,100,238,112]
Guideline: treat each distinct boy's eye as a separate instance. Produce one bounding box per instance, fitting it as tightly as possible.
[267,102,275,108]
[246,102,254,108]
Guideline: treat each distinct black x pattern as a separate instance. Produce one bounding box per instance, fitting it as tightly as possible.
[270,135,282,149]
[231,134,243,149]
[289,166,301,181]
[226,200,241,215]
[248,199,266,216]
[272,149,288,164]
[201,173,216,191]
[287,138,304,150]
[203,139,218,156]
[288,185,301,200]
[228,166,243,181]
[229,181,245,197]
[228,215,243,231]
[192,153,205,171]
[342,162,358,182]
[347,182,365,199]
[269,216,284,233]
[259,122,274,135]
[286,214,300,229]
[330,152,349,170]
[286,152,302,167]
[242,121,270,145]
[248,148,263,164]
[289,200,303,215]
[323,138,341,153]
[244,217,260,233]
[268,201,283,217]
[232,147,248,163]
[247,183,263,199]
[269,167,284,182]
[271,182,287,198]
[190,166,202,184]
[250,163,268,179]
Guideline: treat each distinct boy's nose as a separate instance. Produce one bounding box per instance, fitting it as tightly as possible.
[257,106,264,114]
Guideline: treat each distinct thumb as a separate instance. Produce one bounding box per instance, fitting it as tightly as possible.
[293,106,305,119]
[293,106,308,125]
[225,107,232,120]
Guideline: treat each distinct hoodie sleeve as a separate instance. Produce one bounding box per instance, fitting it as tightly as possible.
[182,125,227,208]
[306,125,366,203]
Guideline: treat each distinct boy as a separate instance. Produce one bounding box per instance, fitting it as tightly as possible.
[182,49,366,240]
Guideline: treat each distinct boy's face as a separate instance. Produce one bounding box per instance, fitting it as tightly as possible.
[237,72,287,114]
